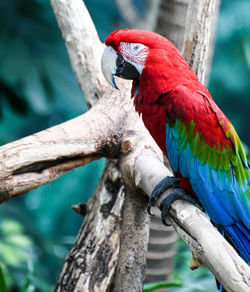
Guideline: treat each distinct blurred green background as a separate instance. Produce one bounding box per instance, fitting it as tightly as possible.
[0,0,249,291]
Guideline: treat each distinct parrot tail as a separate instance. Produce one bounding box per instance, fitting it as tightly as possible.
[224,223,250,264]
[216,223,249,292]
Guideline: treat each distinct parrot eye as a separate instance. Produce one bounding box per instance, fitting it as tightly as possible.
[118,42,149,75]
[119,42,149,63]
[131,43,145,53]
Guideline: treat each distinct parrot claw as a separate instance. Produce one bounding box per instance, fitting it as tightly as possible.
[147,176,180,215]
[160,188,198,226]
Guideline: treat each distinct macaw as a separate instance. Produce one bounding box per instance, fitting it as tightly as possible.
[101,29,250,266]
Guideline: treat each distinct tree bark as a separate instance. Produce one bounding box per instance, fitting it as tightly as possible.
[55,160,124,292]
[0,0,249,292]
[156,0,219,84]
[113,188,150,292]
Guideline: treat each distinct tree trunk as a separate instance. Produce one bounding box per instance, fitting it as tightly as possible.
[55,160,124,292]
[113,187,150,292]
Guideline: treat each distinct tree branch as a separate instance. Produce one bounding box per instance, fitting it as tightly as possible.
[115,0,161,31]
[169,201,250,291]
[182,0,219,84]
[51,0,106,106]
[155,0,219,84]
[0,94,124,202]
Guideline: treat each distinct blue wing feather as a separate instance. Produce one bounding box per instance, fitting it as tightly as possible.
[166,122,250,262]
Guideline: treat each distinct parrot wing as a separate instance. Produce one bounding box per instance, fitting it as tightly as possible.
[162,85,250,262]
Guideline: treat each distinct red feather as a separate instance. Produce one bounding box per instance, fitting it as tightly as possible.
[105,29,250,264]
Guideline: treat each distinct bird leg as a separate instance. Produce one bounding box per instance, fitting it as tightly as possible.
[147,176,198,226]
[147,176,180,215]
[160,188,198,226]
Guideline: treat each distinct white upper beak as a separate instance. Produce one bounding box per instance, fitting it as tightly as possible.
[101,46,119,89]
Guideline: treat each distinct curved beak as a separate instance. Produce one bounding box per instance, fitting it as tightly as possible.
[101,46,140,90]
[101,46,119,89]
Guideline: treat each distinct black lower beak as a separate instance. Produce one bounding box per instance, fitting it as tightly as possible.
[115,53,140,80]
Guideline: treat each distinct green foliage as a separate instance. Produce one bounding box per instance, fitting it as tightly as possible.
[143,280,182,291]
[19,260,52,292]
[0,264,8,292]
[0,160,105,291]
[169,239,217,292]
[0,219,32,266]
[0,217,37,291]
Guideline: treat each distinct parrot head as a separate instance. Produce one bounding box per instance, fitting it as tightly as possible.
[101,29,175,89]
[101,29,200,105]
[101,29,197,97]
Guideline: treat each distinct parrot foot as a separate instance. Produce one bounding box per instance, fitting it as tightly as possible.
[147,176,180,215]
[160,188,197,226]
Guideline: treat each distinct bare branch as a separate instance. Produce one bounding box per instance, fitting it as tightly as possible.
[0,93,124,202]
[115,0,138,26]
[170,202,250,292]
[131,149,250,292]
[51,0,106,107]
[115,0,161,31]
[182,0,219,83]
[155,0,219,84]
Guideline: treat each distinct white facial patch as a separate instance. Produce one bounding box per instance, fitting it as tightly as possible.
[119,42,149,74]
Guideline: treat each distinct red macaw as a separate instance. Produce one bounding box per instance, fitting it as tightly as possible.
[101,29,250,268]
